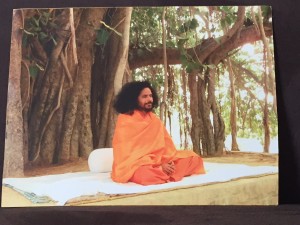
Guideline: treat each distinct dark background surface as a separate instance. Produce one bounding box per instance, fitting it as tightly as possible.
[0,0,299,224]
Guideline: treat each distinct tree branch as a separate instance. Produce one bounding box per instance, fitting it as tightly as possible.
[232,58,275,96]
[238,75,264,109]
[128,23,272,70]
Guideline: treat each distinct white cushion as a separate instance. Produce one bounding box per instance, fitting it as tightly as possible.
[88,148,113,172]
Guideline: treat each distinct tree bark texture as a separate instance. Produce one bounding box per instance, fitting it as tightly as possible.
[160,7,168,122]
[58,8,107,162]
[258,7,272,153]
[183,7,246,156]
[27,8,107,165]
[4,9,24,177]
[257,7,277,115]
[207,67,225,155]
[188,72,202,156]
[228,59,240,151]
[180,69,190,149]
[28,9,72,164]
[90,7,132,148]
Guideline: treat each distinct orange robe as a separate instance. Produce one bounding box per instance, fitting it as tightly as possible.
[111,110,205,184]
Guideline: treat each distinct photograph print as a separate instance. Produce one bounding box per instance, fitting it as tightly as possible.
[2,5,278,207]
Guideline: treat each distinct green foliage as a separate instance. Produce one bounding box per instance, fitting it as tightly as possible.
[22,34,28,47]
[95,29,110,46]
[217,6,238,29]
[23,9,58,46]
[131,7,204,50]
[177,37,189,49]
[166,40,176,48]
[29,64,40,78]
[178,18,199,34]
[179,53,202,73]
[261,5,272,20]
[130,7,164,48]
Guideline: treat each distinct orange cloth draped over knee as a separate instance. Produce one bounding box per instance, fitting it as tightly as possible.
[130,156,205,185]
[111,110,205,183]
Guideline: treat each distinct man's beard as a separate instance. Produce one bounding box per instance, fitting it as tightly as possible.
[138,102,153,112]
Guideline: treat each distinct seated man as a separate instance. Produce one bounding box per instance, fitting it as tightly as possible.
[111,81,205,185]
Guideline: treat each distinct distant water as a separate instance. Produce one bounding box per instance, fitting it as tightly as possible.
[224,135,278,154]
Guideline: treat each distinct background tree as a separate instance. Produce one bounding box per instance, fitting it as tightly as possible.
[4,9,24,177]
[4,6,276,176]
[129,6,274,155]
[227,59,240,151]
[5,8,132,170]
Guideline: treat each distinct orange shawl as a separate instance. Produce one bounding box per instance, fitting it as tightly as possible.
[111,110,199,183]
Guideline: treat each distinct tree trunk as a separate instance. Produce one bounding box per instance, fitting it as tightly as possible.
[207,67,225,155]
[27,8,106,165]
[186,65,226,156]
[257,7,277,115]
[93,7,132,148]
[20,60,31,168]
[188,69,224,156]
[263,80,271,153]
[258,7,271,153]
[4,9,24,177]
[228,59,240,151]
[61,8,107,160]
[198,76,213,156]
[188,72,202,155]
[262,50,271,153]
[160,7,168,122]
[262,54,271,153]
[181,69,190,149]
[28,9,72,164]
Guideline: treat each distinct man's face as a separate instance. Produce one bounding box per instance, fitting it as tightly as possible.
[137,87,153,112]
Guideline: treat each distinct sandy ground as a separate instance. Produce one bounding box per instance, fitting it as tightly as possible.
[22,151,278,177]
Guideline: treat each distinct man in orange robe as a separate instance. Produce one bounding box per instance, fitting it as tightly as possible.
[111,81,205,185]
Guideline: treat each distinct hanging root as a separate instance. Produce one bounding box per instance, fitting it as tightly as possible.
[21,60,31,110]
[251,6,260,35]
[31,72,65,162]
[60,52,73,89]
[69,8,78,65]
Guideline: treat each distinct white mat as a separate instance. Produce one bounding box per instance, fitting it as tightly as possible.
[2,162,278,206]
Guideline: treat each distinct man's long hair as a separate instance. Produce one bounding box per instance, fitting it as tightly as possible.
[113,81,159,114]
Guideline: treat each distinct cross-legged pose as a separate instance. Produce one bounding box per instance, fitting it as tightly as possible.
[111,81,205,185]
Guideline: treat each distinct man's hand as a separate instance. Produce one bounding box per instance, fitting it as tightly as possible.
[161,161,175,175]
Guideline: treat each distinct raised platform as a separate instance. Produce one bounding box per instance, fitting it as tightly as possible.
[2,173,277,207]
[72,174,278,206]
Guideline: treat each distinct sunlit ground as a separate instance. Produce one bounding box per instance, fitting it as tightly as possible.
[167,112,278,154]
[173,135,278,154]
[224,135,278,154]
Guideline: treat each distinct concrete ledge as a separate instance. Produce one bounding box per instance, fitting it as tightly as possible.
[2,173,278,206]
[77,174,278,206]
